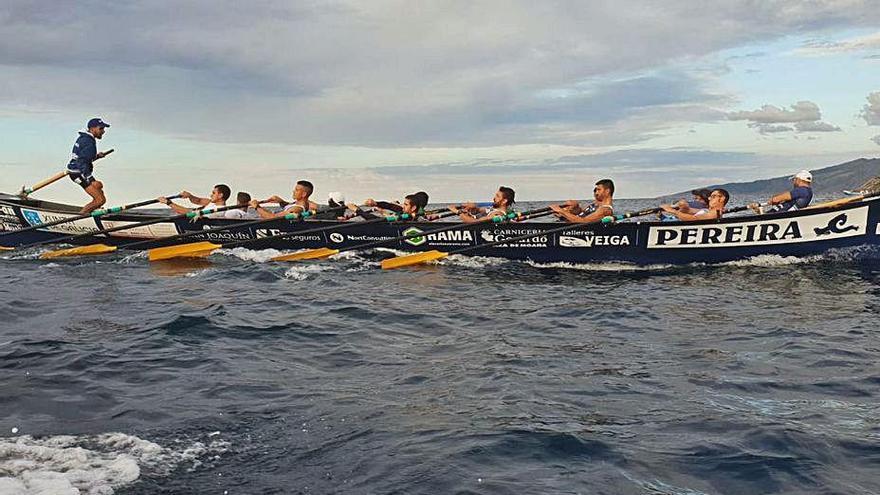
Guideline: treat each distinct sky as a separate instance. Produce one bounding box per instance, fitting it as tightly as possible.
[2,0,880,203]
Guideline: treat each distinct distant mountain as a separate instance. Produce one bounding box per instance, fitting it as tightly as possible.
[664,157,880,198]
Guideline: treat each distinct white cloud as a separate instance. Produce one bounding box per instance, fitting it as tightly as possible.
[872,135,880,146]
[749,123,794,134]
[862,91,880,126]
[796,31,880,56]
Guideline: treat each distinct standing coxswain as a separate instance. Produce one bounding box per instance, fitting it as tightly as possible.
[67,118,113,214]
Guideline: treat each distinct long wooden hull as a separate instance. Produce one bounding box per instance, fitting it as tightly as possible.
[3,193,880,265]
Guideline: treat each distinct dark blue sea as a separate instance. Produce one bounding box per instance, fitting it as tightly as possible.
[2,198,880,494]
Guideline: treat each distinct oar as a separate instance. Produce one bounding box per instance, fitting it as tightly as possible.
[18,171,68,198]
[115,206,346,261]
[35,203,250,259]
[148,203,485,262]
[152,206,454,262]
[277,206,559,262]
[806,190,880,210]
[18,150,116,198]
[0,194,181,242]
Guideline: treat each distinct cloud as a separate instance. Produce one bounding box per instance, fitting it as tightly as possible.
[873,135,880,146]
[796,31,880,55]
[749,123,795,134]
[728,101,821,123]
[2,1,880,148]
[728,100,842,135]
[862,91,880,126]
[794,120,841,132]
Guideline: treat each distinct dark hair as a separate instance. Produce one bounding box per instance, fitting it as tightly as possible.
[296,180,314,196]
[691,188,711,202]
[596,179,615,195]
[236,192,251,205]
[214,184,231,201]
[412,191,429,209]
[713,188,730,204]
[498,186,515,205]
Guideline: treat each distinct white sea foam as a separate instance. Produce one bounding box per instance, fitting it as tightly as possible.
[526,260,673,272]
[284,263,334,281]
[217,247,285,263]
[0,432,228,494]
[440,254,508,268]
[721,254,823,267]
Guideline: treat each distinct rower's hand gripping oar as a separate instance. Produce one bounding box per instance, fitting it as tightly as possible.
[1,194,180,244]
[279,206,558,263]
[36,201,249,259]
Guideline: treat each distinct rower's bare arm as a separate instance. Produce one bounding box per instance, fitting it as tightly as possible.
[168,202,191,215]
[573,208,610,223]
[769,191,792,205]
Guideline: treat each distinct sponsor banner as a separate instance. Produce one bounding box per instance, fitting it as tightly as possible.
[479,228,547,248]
[0,205,19,222]
[647,206,869,249]
[98,220,179,238]
[20,209,100,234]
[1,221,20,232]
[403,227,473,247]
[186,226,252,241]
[329,232,345,243]
[255,229,322,242]
[347,234,397,242]
[559,230,633,248]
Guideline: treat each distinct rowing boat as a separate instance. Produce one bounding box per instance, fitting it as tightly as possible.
[2,192,879,264]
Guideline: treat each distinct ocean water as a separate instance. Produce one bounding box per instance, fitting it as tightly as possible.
[2,198,880,494]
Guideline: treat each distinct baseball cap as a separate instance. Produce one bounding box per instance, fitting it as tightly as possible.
[792,170,812,182]
[87,118,110,129]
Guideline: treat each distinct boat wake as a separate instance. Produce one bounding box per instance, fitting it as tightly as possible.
[0,432,229,494]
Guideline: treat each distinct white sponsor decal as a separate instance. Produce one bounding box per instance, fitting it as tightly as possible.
[559,234,631,248]
[403,227,473,246]
[255,229,321,242]
[647,206,869,249]
[329,232,344,243]
[480,228,547,247]
[0,205,17,219]
[98,220,179,238]
[21,209,100,234]
[1,221,20,232]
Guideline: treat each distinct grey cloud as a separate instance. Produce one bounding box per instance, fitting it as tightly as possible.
[2,1,880,147]
[728,101,821,123]
[873,135,880,146]
[749,123,794,134]
[794,121,841,132]
[862,91,880,126]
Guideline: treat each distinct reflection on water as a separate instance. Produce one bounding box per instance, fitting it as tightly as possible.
[148,258,214,277]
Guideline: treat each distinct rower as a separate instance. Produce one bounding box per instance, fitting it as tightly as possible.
[750,170,813,213]
[67,118,112,214]
[449,187,514,223]
[661,188,729,221]
[345,192,429,221]
[158,185,231,218]
[660,188,711,221]
[251,180,318,218]
[225,192,258,219]
[550,179,614,223]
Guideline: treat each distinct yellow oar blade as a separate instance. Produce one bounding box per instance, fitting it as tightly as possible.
[40,244,117,259]
[272,248,340,262]
[148,241,222,262]
[0,246,14,251]
[381,250,449,270]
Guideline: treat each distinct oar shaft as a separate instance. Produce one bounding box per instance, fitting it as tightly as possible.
[22,171,68,195]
